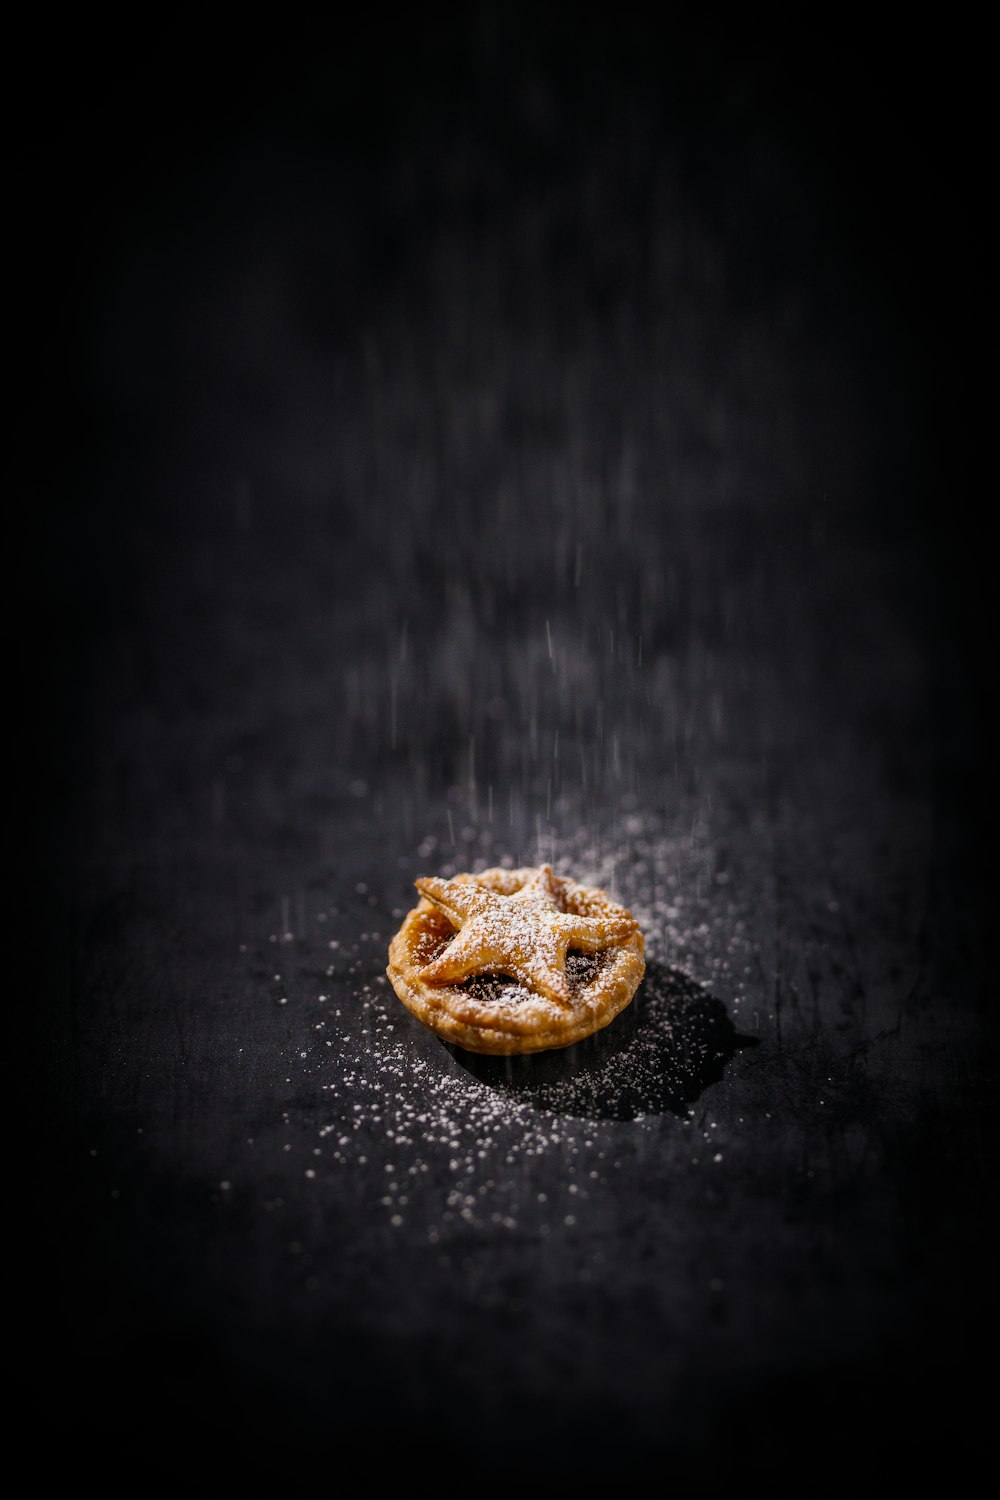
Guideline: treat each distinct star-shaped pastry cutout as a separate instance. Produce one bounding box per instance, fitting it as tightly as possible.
[415,864,638,1007]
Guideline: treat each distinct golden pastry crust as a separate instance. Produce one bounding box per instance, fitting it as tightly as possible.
[386,864,645,1055]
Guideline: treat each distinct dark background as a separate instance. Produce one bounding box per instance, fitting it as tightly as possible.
[26,7,992,1480]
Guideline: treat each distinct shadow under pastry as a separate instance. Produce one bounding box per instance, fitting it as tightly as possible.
[446,958,758,1121]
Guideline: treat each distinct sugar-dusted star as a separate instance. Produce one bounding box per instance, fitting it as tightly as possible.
[415,864,638,1007]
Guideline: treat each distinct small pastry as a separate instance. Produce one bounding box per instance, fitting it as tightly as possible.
[386,864,645,1055]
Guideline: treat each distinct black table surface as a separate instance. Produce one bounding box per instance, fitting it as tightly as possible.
[26,14,992,1482]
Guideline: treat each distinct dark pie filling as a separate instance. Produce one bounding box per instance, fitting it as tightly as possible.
[458,949,605,1004]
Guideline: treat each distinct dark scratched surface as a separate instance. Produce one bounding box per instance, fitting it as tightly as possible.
[28,11,992,1481]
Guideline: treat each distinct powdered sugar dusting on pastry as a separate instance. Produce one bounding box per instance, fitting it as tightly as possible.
[387,865,645,1052]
